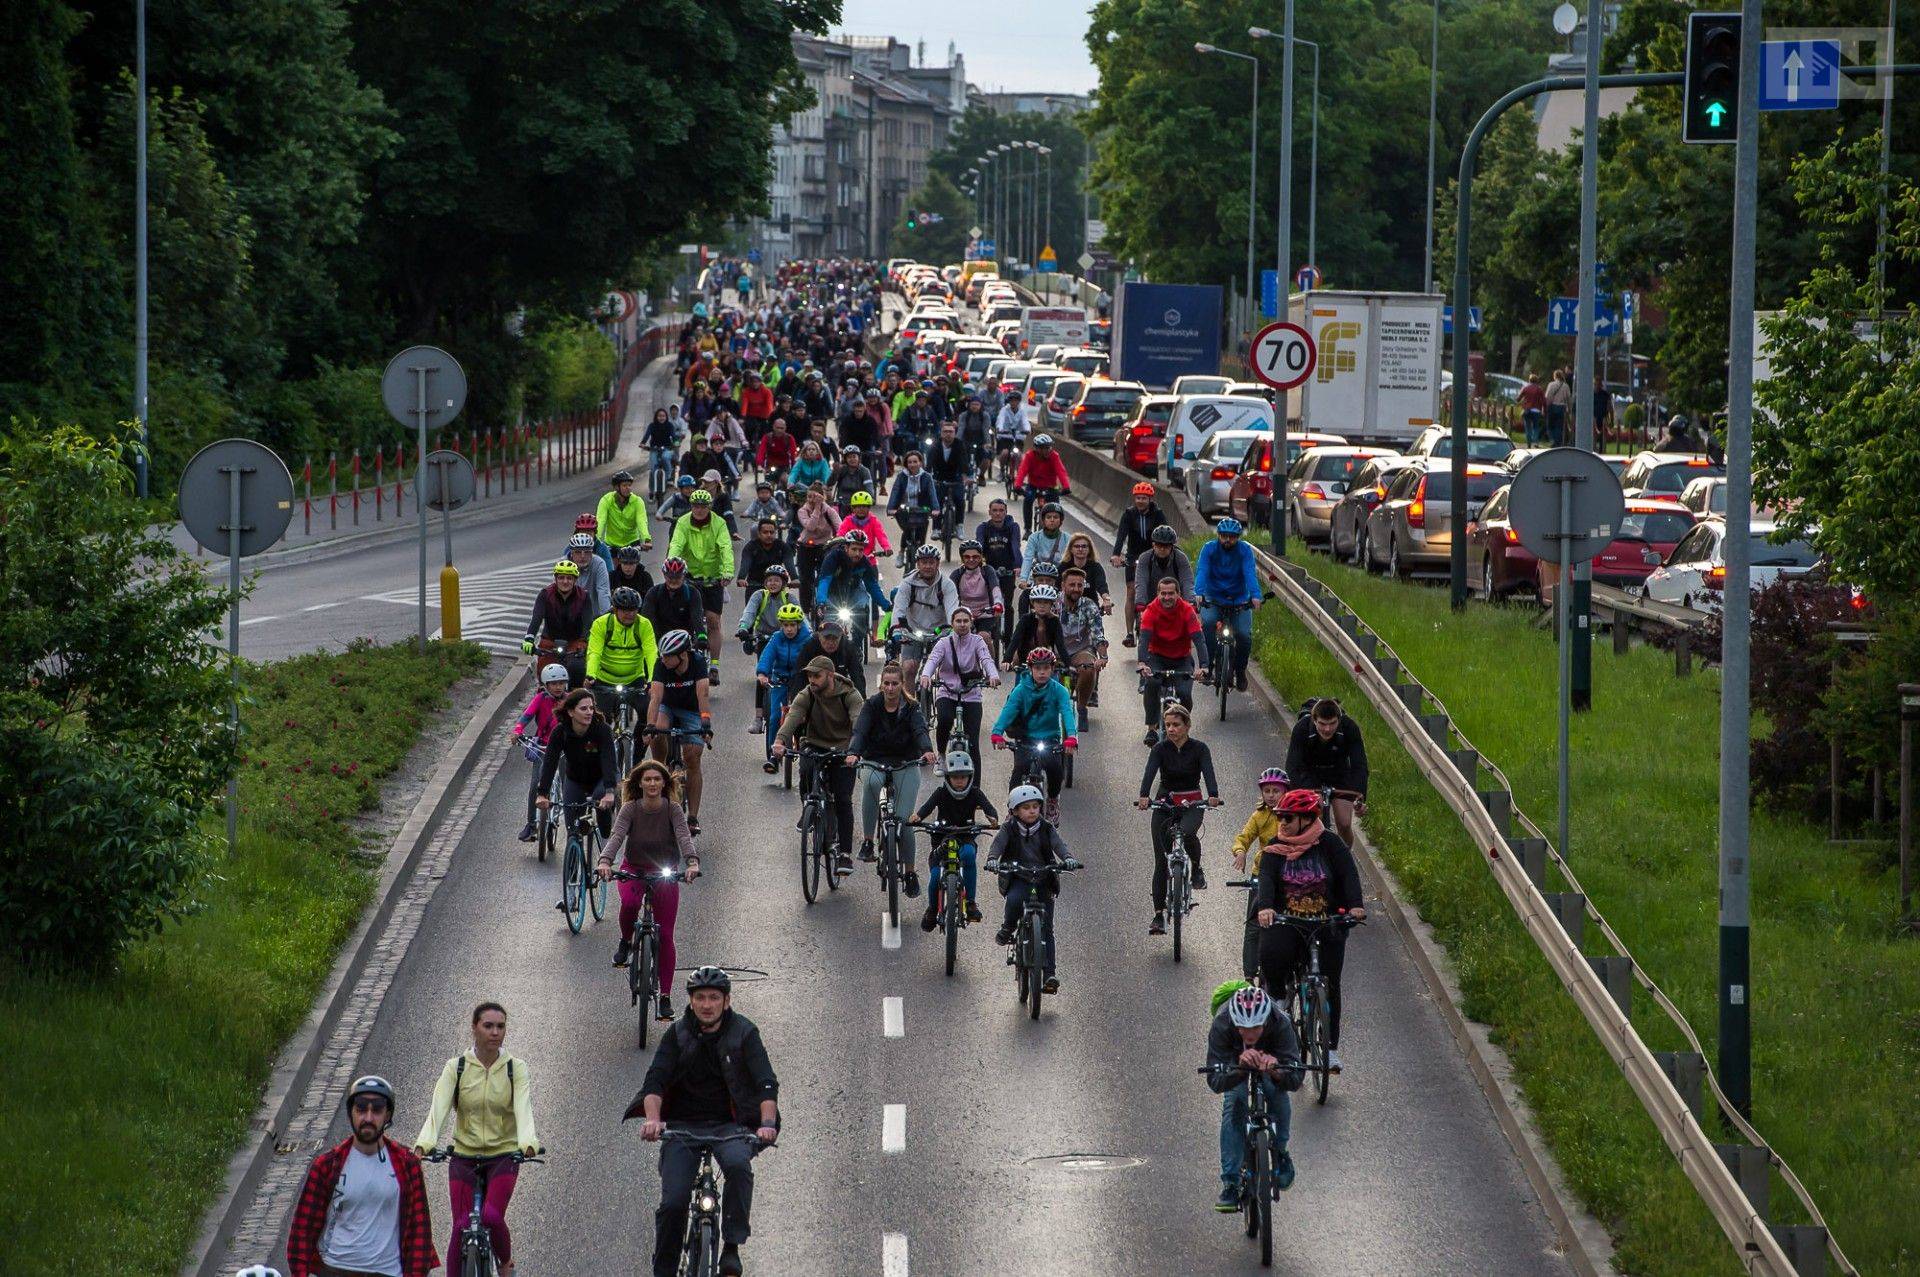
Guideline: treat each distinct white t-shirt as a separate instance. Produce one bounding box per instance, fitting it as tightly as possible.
[320,1145,402,1276]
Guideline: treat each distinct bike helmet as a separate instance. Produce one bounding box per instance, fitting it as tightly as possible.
[345,1074,395,1113]
[677,474,696,488]
[1008,784,1046,808]
[845,529,869,547]
[756,479,774,492]
[1033,433,1055,447]
[685,965,732,994]
[611,586,641,611]
[235,1266,282,1277]
[1039,502,1064,520]
[657,629,693,657]
[574,513,599,531]
[662,556,687,575]
[1027,586,1059,605]
[776,602,806,623]
[690,490,714,506]
[540,663,570,685]
[943,750,975,776]
[915,544,940,561]
[1278,788,1323,815]
[1031,559,1061,578]
[958,538,983,554]
[1150,525,1179,545]
[615,544,642,563]
[1228,984,1275,1029]
[1216,518,1245,536]
[1026,645,1057,665]
[851,490,875,507]
[552,560,580,578]
[612,469,634,484]
[702,469,724,483]
[568,532,596,550]
[1132,481,1156,497]
[1257,767,1291,789]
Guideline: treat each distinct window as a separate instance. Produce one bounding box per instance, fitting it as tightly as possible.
[1308,453,1374,487]
[1670,526,1716,563]
[1616,510,1693,544]
[1480,487,1508,520]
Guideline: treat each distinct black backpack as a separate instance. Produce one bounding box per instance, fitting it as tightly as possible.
[453,1055,514,1110]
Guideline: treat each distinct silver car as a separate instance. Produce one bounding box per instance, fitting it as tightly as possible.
[1283,446,1397,541]
[1185,429,1267,517]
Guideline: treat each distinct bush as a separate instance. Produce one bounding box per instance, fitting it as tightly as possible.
[1826,603,1920,793]
[524,316,615,419]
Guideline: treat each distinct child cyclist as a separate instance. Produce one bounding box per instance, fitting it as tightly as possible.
[754,604,812,773]
[989,646,1077,823]
[510,663,571,842]
[912,750,999,932]
[987,783,1079,994]
[1230,766,1292,978]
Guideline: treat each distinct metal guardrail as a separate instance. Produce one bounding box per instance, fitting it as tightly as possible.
[1254,549,1849,1277]
[1537,579,1711,676]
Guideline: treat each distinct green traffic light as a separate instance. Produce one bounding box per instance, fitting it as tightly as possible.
[1704,100,1728,127]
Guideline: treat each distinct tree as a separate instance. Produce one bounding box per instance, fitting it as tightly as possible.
[0,426,234,971]
[890,171,971,263]
[931,106,1092,271]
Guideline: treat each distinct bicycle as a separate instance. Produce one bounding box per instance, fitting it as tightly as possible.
[857,759,919,929]
[559,801,610,935]
[985,858,1082,1019]
[1201,600,1254,722]
[610,866,689,1049]
[1269,912,1363,1105]
[794,746,847,904]
[886,625,944,718]
[519,740,558,864]
[1138,662,1197,734]
[421,1147,544,1277]
[1200,1062,1282,1265]
[1147,797,1207,963]
[910,819,996,976]
[1020,484,1062,531]
[598,682,646,777]
[659,1128,767,1277]
[642,724,712,812]
[1008,734,1073,796]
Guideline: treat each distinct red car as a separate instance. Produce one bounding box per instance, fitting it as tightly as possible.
[1116,395,1177,475]
[1534,497,1696,593]
[1463,483,1537,599]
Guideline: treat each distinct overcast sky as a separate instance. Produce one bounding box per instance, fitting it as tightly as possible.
[831,1,1097,95]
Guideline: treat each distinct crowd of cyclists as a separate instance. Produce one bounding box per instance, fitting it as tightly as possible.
[279,257,1375,1277]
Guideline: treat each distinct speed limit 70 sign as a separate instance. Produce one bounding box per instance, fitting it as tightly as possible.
[1248,320,1317,391]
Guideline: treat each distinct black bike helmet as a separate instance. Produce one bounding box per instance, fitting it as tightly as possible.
[346,1074,395,1113]
[612,469,634,485]
[958,538,983,554]
[611,586,642,611]
[1040,502,1064,519]
[1151,525,1179,545]
[685,965,732,994]
[615,544,642,563]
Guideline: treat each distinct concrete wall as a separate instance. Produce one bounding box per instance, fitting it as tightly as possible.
[1052,434,1207,540]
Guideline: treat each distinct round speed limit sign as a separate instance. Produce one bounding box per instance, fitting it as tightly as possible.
[1248,320,1317,391]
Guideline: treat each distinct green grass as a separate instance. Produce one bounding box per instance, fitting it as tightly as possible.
[0,639,488,1275]
[1246,549,1920,1275]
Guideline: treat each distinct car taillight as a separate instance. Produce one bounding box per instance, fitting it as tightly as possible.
[1687,458,1713,467]
[1210,466,1236,481]
[1503,527,1520,544]
[1259,453,1272,472]
[1130,424,1153,438]
[1252,476,1271,495]
[1027,390,1037,403]
[1407,483,1427,528]
[1072,405,1087,417]
[1704,566,1727,588]
[1174,433,1185,456]
[1300,483,1326,499]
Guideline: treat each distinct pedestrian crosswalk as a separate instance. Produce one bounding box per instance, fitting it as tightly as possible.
[361,558,552,657]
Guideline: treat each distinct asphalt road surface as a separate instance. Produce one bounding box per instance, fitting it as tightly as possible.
[230,432,1575,1274]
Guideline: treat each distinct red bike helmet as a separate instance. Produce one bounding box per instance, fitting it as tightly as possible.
[1026,646,1058,666]
[1131,481,1156,497]
[1278,788,1323,816]
[574,513,598,532]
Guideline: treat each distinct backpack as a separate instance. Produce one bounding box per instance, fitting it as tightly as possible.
[452,1054,514,1111]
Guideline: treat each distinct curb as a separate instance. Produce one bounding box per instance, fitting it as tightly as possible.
[182,657,527,1277]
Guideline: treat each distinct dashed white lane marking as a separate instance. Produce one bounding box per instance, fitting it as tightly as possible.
[300,600,347,612]
[880,912,901,950]
[238,615,279,626]
[882,996,904,1038]
[883,1232,909,1276]
[882,1104,906,1153]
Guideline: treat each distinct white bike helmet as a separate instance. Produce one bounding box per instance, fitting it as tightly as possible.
[568,532,596,550]
[1008,784,1045,808]
[657,629,693,658]
[1228,985,1274,1029]
[540,663,569,685]
[1027,585,1058,604]
[235,1267,282,1277]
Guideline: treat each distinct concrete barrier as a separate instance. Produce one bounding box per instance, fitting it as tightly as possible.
[1053,434,1207,540]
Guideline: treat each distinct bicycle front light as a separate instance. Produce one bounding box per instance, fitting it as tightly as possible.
[699,1193,718,1212]
[836,608,852,622]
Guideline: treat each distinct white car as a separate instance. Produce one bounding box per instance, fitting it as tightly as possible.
[1678,474,1729,517]
[1641,516,1819,612]
[1171,375,1232,397]
[1162,394,1273,483]
[1407,423,1514,463]
[1185,429,1268,517]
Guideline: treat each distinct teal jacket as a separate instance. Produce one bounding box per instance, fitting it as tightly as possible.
[992,676,1077,743]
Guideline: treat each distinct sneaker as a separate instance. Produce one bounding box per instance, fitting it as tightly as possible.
[995,925,1014,946]
[834,854,854,876]
[1327,1049,1343,1074]
[612,941,632,968]
[708,667,721,689]
[687,817,701,837]
[1191,862,1208,890]
[1044,799,1059,824]
[903,871,921,899]
[859,838,877,862]
[1148,912,1166,936]
[748,715,764,734]
[1121,634,1136,648]
[1215,1184,1241,1213]
[517,822,536,842]
[1142,728,1159,747]
[966,903,984,923]
[719,1243,743,1276]
[656,995,674,1021]
[1276,1148,1296,1192]
[1236,668,1249,692]
[920,906,939,933]
[762,759,778,774]
[1042,976,1059,994]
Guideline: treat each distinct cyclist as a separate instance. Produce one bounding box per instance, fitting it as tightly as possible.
[1006,583,1064,673]
[751,416,799,488]
[837,489,893,562]
[536,689,618,856]
[1205,983,1303,1213]
[1285,698,1371,849]
[738,370,774,444]
[919,604,1000,764]
[659,474,699,522]
[1232,767,1293,978]
[609,544,655,601]
[993,395,1025,463]
[791,484,840,605]
[586,586,660,726]
[789,616,864,698]
[887,545,958,686]
[1057,567,1109,723]
[740,483,788,533]
[566,532,612,618]
[597,759,700,998]
[414,1002,540,1277]
[1194,517,1263,692]
[987,783,1074,993]
[948,539,1005,651]
[575,512,613,573]
[668,490,735,686]
[644,630,714,836]
[287,1075,437,1277]
[511,664,571,841]
[1112,483,1171,647]
[790,440,832,491]
[990,646,1077,822]
[886,450,939,566]
[1018,502,1069,587]
[643,557,706,652]
[643,408,680,496]
[1131,524,1194,613]
[628,967,779,1277]
[829,446,876,510]
[737,564,799,734]
[679,432,733,489]
[1013,433,1071,527]
[974,498,1023,647]
[1134,702,1220,934]
[754,604,811,771]
[1136,575,1205,746]
[1255,789,1366,1074]
[597,470,655,556]
[845,663,937,880]
[699,467,740,538]
[913,749,998,932]
[522,560,593,686]
[773,655,863,874]
[814,530,889,644]
[923,420,973,535]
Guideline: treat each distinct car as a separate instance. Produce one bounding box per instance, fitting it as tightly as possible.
[963,274,1001,305]
[1171,375,1232,398]
[1618,450,1725,498]
[1185,429,1268,517]
[1036,375,1087,436]
[1162,394,1273,484]
[1065,380,1146,448]
[1641,517,1820,612]
[1362,462,1510,579]
[1277,445,1398,541]
[1224,381,1277,404]
[1571,498,1697,590]
[1407,423,1515,463]
[960,350,1002,385]
[996,361,1034,402]
[1484,373,1528,403]
[1029,344,1064,368]
[1329,457,1423,564]
[1018,368,1072,428]
[1056,348,1108,378]
[1220,434,1360,531]
[1462,483,1536,599]
[1500,446,1549,474]
[1678,474,1729,517]
[1116,395,1177,474]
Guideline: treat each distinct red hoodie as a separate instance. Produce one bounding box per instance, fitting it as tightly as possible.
[740,383,775,420]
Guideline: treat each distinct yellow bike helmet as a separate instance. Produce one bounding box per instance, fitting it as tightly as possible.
[850,490,875,507]
[777,602,807,623]
[553,560,580,578]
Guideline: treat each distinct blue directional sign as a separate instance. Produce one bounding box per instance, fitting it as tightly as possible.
[747,248,762,264]
[1760,39,1841,111]
[1442,305,1483,335]
[1547,296,1618,338]
[1260,269,1280,318]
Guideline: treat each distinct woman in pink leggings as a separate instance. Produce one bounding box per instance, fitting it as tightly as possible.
[597,759,700,1018]
[414,1002,540,1275]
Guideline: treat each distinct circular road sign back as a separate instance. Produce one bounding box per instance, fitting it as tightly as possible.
[381,345,468,432]
[177,438,295,558]
[1248,320,1317,391]
[1506,447,1626,564]
[420,449,476,512]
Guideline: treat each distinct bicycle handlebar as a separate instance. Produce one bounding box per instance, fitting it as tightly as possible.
[855,758,924,772]
[1145,797,1213,810]
[659,1127,769,1150]
[984,859,1083,877]
[422,1147,545,1165]
[610,867,691,883]
[909,820,999,835]
[642,725,713,743]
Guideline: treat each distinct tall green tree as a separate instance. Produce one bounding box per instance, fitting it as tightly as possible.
[891,171,971,262]
[931,106,1093,270]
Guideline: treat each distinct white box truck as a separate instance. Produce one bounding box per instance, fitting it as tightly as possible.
[1020,306,1090,352]
[1284,290,1444,447]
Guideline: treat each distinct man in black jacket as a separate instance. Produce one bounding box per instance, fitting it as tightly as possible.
[1283,697,1370,847]
[846,664,937,877]
[787,620,865,698]
[628,967,779,1277]
[1110,484,1171,647]
[1205,984,1304,1211]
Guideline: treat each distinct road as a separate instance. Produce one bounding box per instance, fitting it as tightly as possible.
[223,435,1575,1273]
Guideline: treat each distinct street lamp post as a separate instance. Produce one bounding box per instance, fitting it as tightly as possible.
[996,143,1013,270]
[1249,30,1321,282]
[1195,43,1259,333]
[1425,0,1441,291]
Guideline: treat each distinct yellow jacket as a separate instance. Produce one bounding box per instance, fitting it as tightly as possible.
[1231,804,1281,858]
[414,1050,538,1157]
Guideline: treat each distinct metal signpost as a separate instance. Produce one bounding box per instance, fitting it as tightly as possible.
[381,346,468,651]
[1506,448,1624,861]
[1247,320,1319,557]
[176,439,294,857]
[421,449,476,643]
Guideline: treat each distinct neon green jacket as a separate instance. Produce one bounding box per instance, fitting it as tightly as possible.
[891,389,916,420]
[595,490,652,549]
[586,610,657,685]
[668,512,736,580]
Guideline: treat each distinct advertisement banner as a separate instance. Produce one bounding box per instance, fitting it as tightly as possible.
[1111,283,1223,389]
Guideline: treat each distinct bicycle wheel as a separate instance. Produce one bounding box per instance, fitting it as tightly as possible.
[462,1232,492,1277]
[823,801,842,892]
[1311,987,1332,1105]
[589,851,609,921]
[1025,922,1044,1020]
[1170,858,1187,964]
[686,1217,716,1277]
[1252,1129,1273,1264]
[634,935,654,1050]
[562,839,587,935]
[799,806,823,904]
[883,825,900,929]
[537,810,554,864]
[943,866,960,978]
[1217,634,1232,722]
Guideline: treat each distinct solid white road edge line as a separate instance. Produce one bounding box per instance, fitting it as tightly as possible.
[882,996,904,1038]
[881,1103,906,1153]
[882,1232,909,1276]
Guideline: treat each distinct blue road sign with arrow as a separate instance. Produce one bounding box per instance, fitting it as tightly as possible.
[1442,306,1482,335]
[1547,296,1618,338]
[1760,39,1840,111]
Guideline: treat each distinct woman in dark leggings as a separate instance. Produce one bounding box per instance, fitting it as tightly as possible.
[535,688,618,846]
[1254,788,1367,1070]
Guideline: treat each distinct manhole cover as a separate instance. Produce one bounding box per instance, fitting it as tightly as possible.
[1023,1154,1145,1171]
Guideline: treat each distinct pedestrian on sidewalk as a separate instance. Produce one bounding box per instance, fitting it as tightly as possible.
[1517,373,1547,445]
[1544,369,1571,446]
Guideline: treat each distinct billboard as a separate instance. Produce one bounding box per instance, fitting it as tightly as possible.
[1112,283,1223,389]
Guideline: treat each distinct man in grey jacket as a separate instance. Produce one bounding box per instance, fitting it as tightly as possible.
[567,534,612,617]
[1132,530,1194,612]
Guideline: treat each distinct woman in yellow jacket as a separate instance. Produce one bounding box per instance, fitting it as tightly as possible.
[415,1002,539,1276]
[1231,768,1292,980]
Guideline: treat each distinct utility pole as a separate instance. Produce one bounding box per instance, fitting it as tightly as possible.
[1424,0,1441,291]
[133,0,150,498]
[1276,0,1297,556]
[1570,0,1603,709]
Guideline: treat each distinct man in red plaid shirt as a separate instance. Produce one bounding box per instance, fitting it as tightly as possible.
[287,1075,439,1277]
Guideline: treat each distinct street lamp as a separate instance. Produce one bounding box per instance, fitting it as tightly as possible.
[1249,29,1320,279]
[996,143,1014,269]
[1195,42,1259,330]
[978,152,998,253]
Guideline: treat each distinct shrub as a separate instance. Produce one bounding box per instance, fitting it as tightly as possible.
[524,317,615,419]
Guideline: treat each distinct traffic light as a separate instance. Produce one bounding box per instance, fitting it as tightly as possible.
[1683,12,1743,144]
[906,210,919,230]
